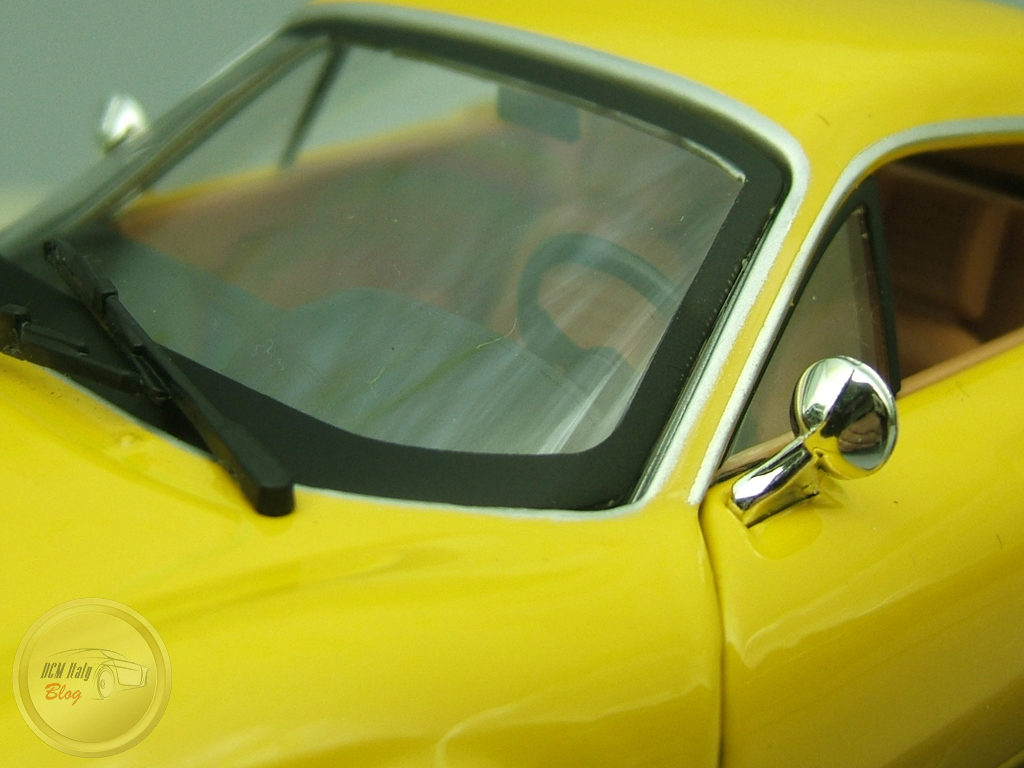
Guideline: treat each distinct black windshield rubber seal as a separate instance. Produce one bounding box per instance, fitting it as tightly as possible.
[269,19,790,509]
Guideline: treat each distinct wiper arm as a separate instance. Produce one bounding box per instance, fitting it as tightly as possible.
[37,239,294,516]
[0,303,146,393]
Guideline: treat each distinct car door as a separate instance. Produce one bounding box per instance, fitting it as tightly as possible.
[701,143,1024,768]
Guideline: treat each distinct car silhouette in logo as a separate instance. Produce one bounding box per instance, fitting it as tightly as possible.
[43,649,149,700]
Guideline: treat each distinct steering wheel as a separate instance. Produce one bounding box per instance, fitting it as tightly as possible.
[517,233,678,380]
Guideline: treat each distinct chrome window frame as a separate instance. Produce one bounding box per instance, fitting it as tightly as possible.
[685,118,1024,506]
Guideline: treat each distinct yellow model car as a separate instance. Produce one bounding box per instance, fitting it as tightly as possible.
[3,0,1023,765]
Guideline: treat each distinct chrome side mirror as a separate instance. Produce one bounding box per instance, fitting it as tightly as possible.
[97,94,149,153]
[730,356,897,526]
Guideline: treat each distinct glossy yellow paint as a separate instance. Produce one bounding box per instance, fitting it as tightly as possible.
[6,1,1024,765]
[702,341,1024,767]
[336,1,1018,764]
[0,351,721,765]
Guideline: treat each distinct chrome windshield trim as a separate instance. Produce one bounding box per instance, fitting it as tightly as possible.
[685,116,1024,506]
[642,138,807,506]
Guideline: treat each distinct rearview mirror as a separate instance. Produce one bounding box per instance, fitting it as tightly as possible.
[730,356,897,526]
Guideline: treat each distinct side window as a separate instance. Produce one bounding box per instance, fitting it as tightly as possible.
[876,144,1024,380]
[727,204,892,458]
[725,142,1024,467]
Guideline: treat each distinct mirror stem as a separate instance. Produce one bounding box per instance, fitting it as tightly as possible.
[730,437,820,525]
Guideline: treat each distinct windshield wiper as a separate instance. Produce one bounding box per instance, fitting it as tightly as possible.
[7,239,294,516]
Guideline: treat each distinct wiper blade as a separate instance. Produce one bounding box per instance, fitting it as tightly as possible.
[39,239,294,516]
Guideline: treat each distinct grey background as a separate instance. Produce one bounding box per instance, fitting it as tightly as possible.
[1,1,303,226]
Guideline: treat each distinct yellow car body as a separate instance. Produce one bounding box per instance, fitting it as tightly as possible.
[2,1,1024,766]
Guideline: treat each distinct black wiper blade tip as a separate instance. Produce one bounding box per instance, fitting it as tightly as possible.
[42,239,295,517]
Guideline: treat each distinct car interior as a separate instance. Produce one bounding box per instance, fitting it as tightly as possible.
[876,143,1024,388]
[715,141,1024,478]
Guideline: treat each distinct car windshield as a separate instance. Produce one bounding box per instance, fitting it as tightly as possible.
[1,23,783,508]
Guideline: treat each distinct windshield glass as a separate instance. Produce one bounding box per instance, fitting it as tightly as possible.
[78,37,742,456]
[3,22,785,508]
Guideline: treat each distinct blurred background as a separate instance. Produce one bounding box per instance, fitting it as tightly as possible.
[0,0,303,227]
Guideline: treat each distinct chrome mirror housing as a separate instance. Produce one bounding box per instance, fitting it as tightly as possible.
[97,94,149,153]
[730,356,897,526]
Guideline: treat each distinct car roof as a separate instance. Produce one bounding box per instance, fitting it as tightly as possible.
[309,0,1024,178]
